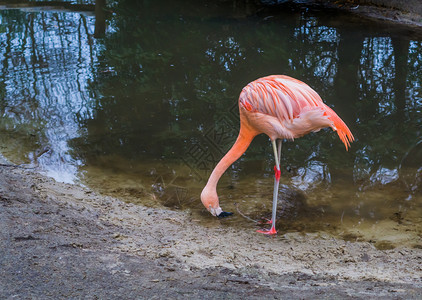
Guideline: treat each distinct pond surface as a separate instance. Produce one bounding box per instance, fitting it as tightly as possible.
[0,0,421,249]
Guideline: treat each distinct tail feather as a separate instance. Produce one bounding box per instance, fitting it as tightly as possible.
[324,106,354,151]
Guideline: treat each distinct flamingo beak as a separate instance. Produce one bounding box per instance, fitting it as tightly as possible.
[208,205,234,218]
[217,211,234,218]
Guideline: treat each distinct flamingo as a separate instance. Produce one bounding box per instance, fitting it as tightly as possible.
[200,75,354,234]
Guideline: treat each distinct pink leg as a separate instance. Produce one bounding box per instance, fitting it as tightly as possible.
[257,140,282,235]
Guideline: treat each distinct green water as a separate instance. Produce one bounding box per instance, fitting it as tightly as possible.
[0,0,421,249]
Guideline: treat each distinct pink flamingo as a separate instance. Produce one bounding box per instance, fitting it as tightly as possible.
[200,75,354,234]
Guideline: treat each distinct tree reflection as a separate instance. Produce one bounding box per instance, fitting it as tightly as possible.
[0,8,98,182]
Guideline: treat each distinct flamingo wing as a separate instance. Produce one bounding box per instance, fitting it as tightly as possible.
[239,75,354,150]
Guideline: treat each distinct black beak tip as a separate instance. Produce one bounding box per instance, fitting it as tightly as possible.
[218,211,234,218]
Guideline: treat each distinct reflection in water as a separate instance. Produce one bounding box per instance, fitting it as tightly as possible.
[0,1,421,248]
[0,8,98,182]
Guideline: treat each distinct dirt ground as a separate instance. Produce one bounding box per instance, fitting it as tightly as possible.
[0,158,421,299]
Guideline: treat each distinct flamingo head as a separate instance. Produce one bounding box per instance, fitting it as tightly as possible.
[200,187,222,216]
[200,187,234,218]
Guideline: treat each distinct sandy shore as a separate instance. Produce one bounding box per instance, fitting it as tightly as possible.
[1,162,421,299]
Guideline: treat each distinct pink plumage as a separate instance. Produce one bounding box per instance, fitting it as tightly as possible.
[239,75,354,149]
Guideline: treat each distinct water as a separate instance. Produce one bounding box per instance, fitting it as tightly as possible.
[0,0,421,249]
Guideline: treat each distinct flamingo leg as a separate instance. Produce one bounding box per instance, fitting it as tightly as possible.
[257,139,282,235]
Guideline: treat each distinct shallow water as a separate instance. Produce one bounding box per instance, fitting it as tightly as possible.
[0,0,421,249]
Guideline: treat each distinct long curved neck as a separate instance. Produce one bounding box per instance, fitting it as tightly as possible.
[205,124,257,191]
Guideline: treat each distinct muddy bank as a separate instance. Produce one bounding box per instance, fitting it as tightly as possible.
[333,0,422,27]
[340,0,422,15]
[0,163,421,299]
[298,0,422,28]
